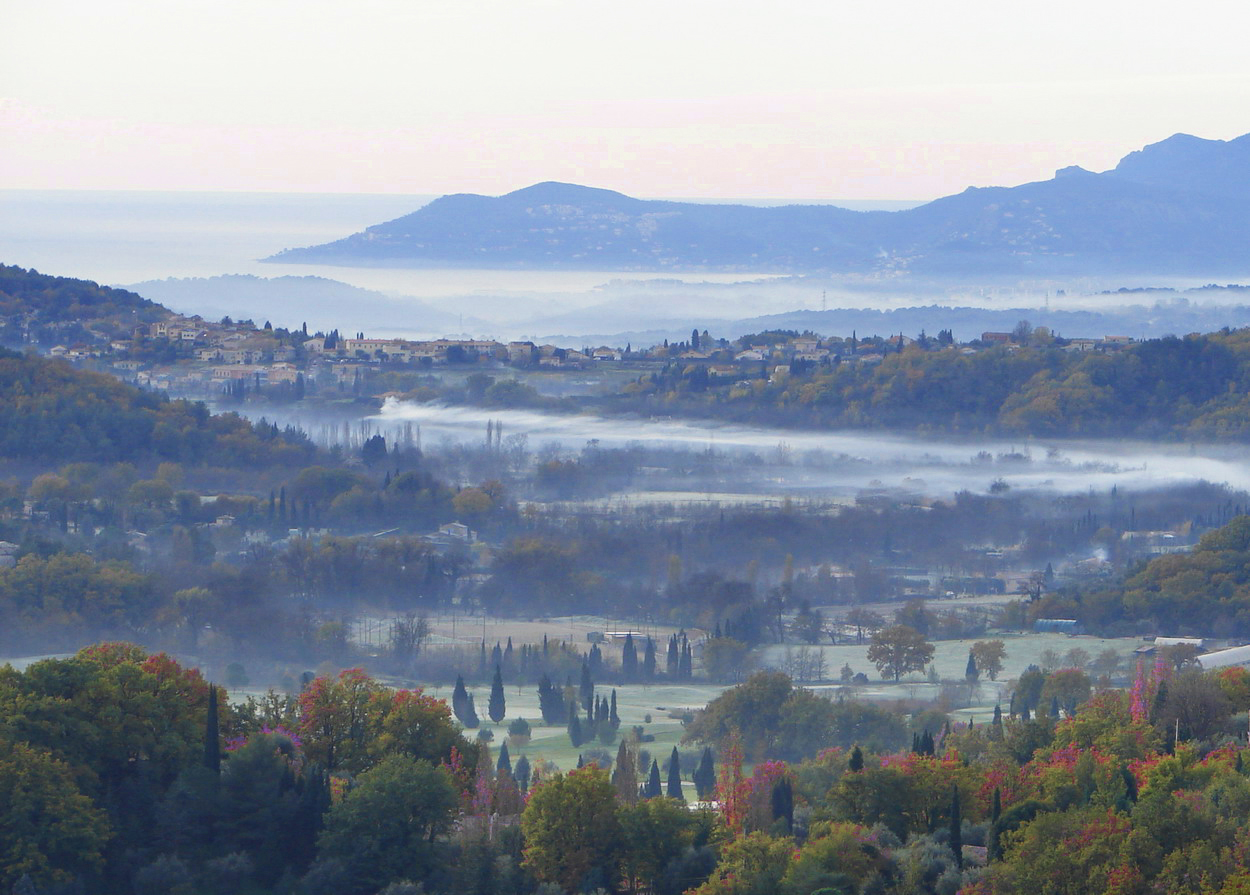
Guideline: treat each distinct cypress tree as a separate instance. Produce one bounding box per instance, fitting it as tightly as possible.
[949,785,963,868]
[567,704,583,747]
[537,674,566,724]
[1050,695,1061,718]
[666,747,684,801]
[679,640,692,679]
[204,684,220,774]
[491,641,502,668]
[453,675,469,724]
[497,741,512,776]
[667,636,679,677]
[580,660,595,713]
[988,786,1002,861]
[849,745,864,772]
[610,689,620,728]
[489,664,506,723]
[622,633,638,679]
[613,741,639,804]
[463,692,479,728]
[771,776,793,831]
[965,651,978,682]
[589,643,603,678]
[577,754,584,769]
[992,703,1003,737]
[646,759,663,798]
[644,637,657,679]
[693,746,715,799]
[515,754,531,792]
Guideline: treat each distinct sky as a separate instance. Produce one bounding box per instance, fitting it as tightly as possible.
[3,0,1249,201]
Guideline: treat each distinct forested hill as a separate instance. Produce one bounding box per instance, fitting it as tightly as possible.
[0,348,313,466]
[608,328,1250,441]
[0,264,168,346]
[268,132,1250,275]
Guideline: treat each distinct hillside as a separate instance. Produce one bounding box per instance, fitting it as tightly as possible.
[0,263,168,347]
[0,347,313,466]
[267,132,1250,276]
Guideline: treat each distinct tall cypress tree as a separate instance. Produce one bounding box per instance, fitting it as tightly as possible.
[613,741,638,804]
[497,741,512,776]
[489,664,506,724]
[644,637,657,680]
[580,660,595,713]
[679,639,693,679]
[204,684,220,774]
[988,786,1002,862]
[693,746,716,799]
[463,693,480,728]
[567,704,584,747]
[610,689,620,728]
[950,785,963,868]
[965,651,978,682]
[453,675,469,724]
[515,754,531,793]
[646,759,663,798]
[771,777,793,831]
[666,747,684,801]
[667,636,679,677]
[622,633,638,679]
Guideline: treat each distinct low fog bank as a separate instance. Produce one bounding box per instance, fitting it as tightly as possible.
[366,399,1250,500]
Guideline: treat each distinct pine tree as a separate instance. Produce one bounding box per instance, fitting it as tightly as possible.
[950,785,963,868]
[489,664,506,724]
[204,684,220,774]
[849,745,864,772]
[646,759,663,798]
[644,637,657,680]
[497,741,512,776]
[666,747,684,801]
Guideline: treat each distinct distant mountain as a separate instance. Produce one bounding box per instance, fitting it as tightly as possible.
[125,274,472,336]
[267,133,1250,276]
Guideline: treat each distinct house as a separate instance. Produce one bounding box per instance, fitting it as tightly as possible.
[981,332,1012,345]
[735,349,767,362]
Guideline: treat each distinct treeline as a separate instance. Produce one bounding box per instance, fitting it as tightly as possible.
[12,646,1250,894]
[608,328,1250,440]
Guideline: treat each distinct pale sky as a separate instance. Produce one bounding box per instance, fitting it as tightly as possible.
[3,0,1249,200]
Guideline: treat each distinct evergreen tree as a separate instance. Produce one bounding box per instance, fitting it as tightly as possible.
[567,705,584,747]
[491,641,502,668]
[497,741,512,777]
[693,747,716,799]
[646,759,663,798]
[515,755,531,793]
[580,661,595,713]
[966,651,979,682]
[679,639,692,679]
[204,684,220,775]
[644,637,657,680]
[613,741,638,804]
[463,693,480,728]
[1050,695,1061,718]
[667,636,679,677]
[666,747,684,801]
[771,776,793,831]
[488,664,506,724]
[992,703,1003,738]
[453,675,469,725]
[589,643,604,678]
[849,745,864,772]
[622,633,638,679]
[950,785,963,868]
[609,689,620,728]
[988,786,1002,861]
[537,674,566,724]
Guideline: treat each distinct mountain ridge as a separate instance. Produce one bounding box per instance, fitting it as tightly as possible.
[267,132,1250,276]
